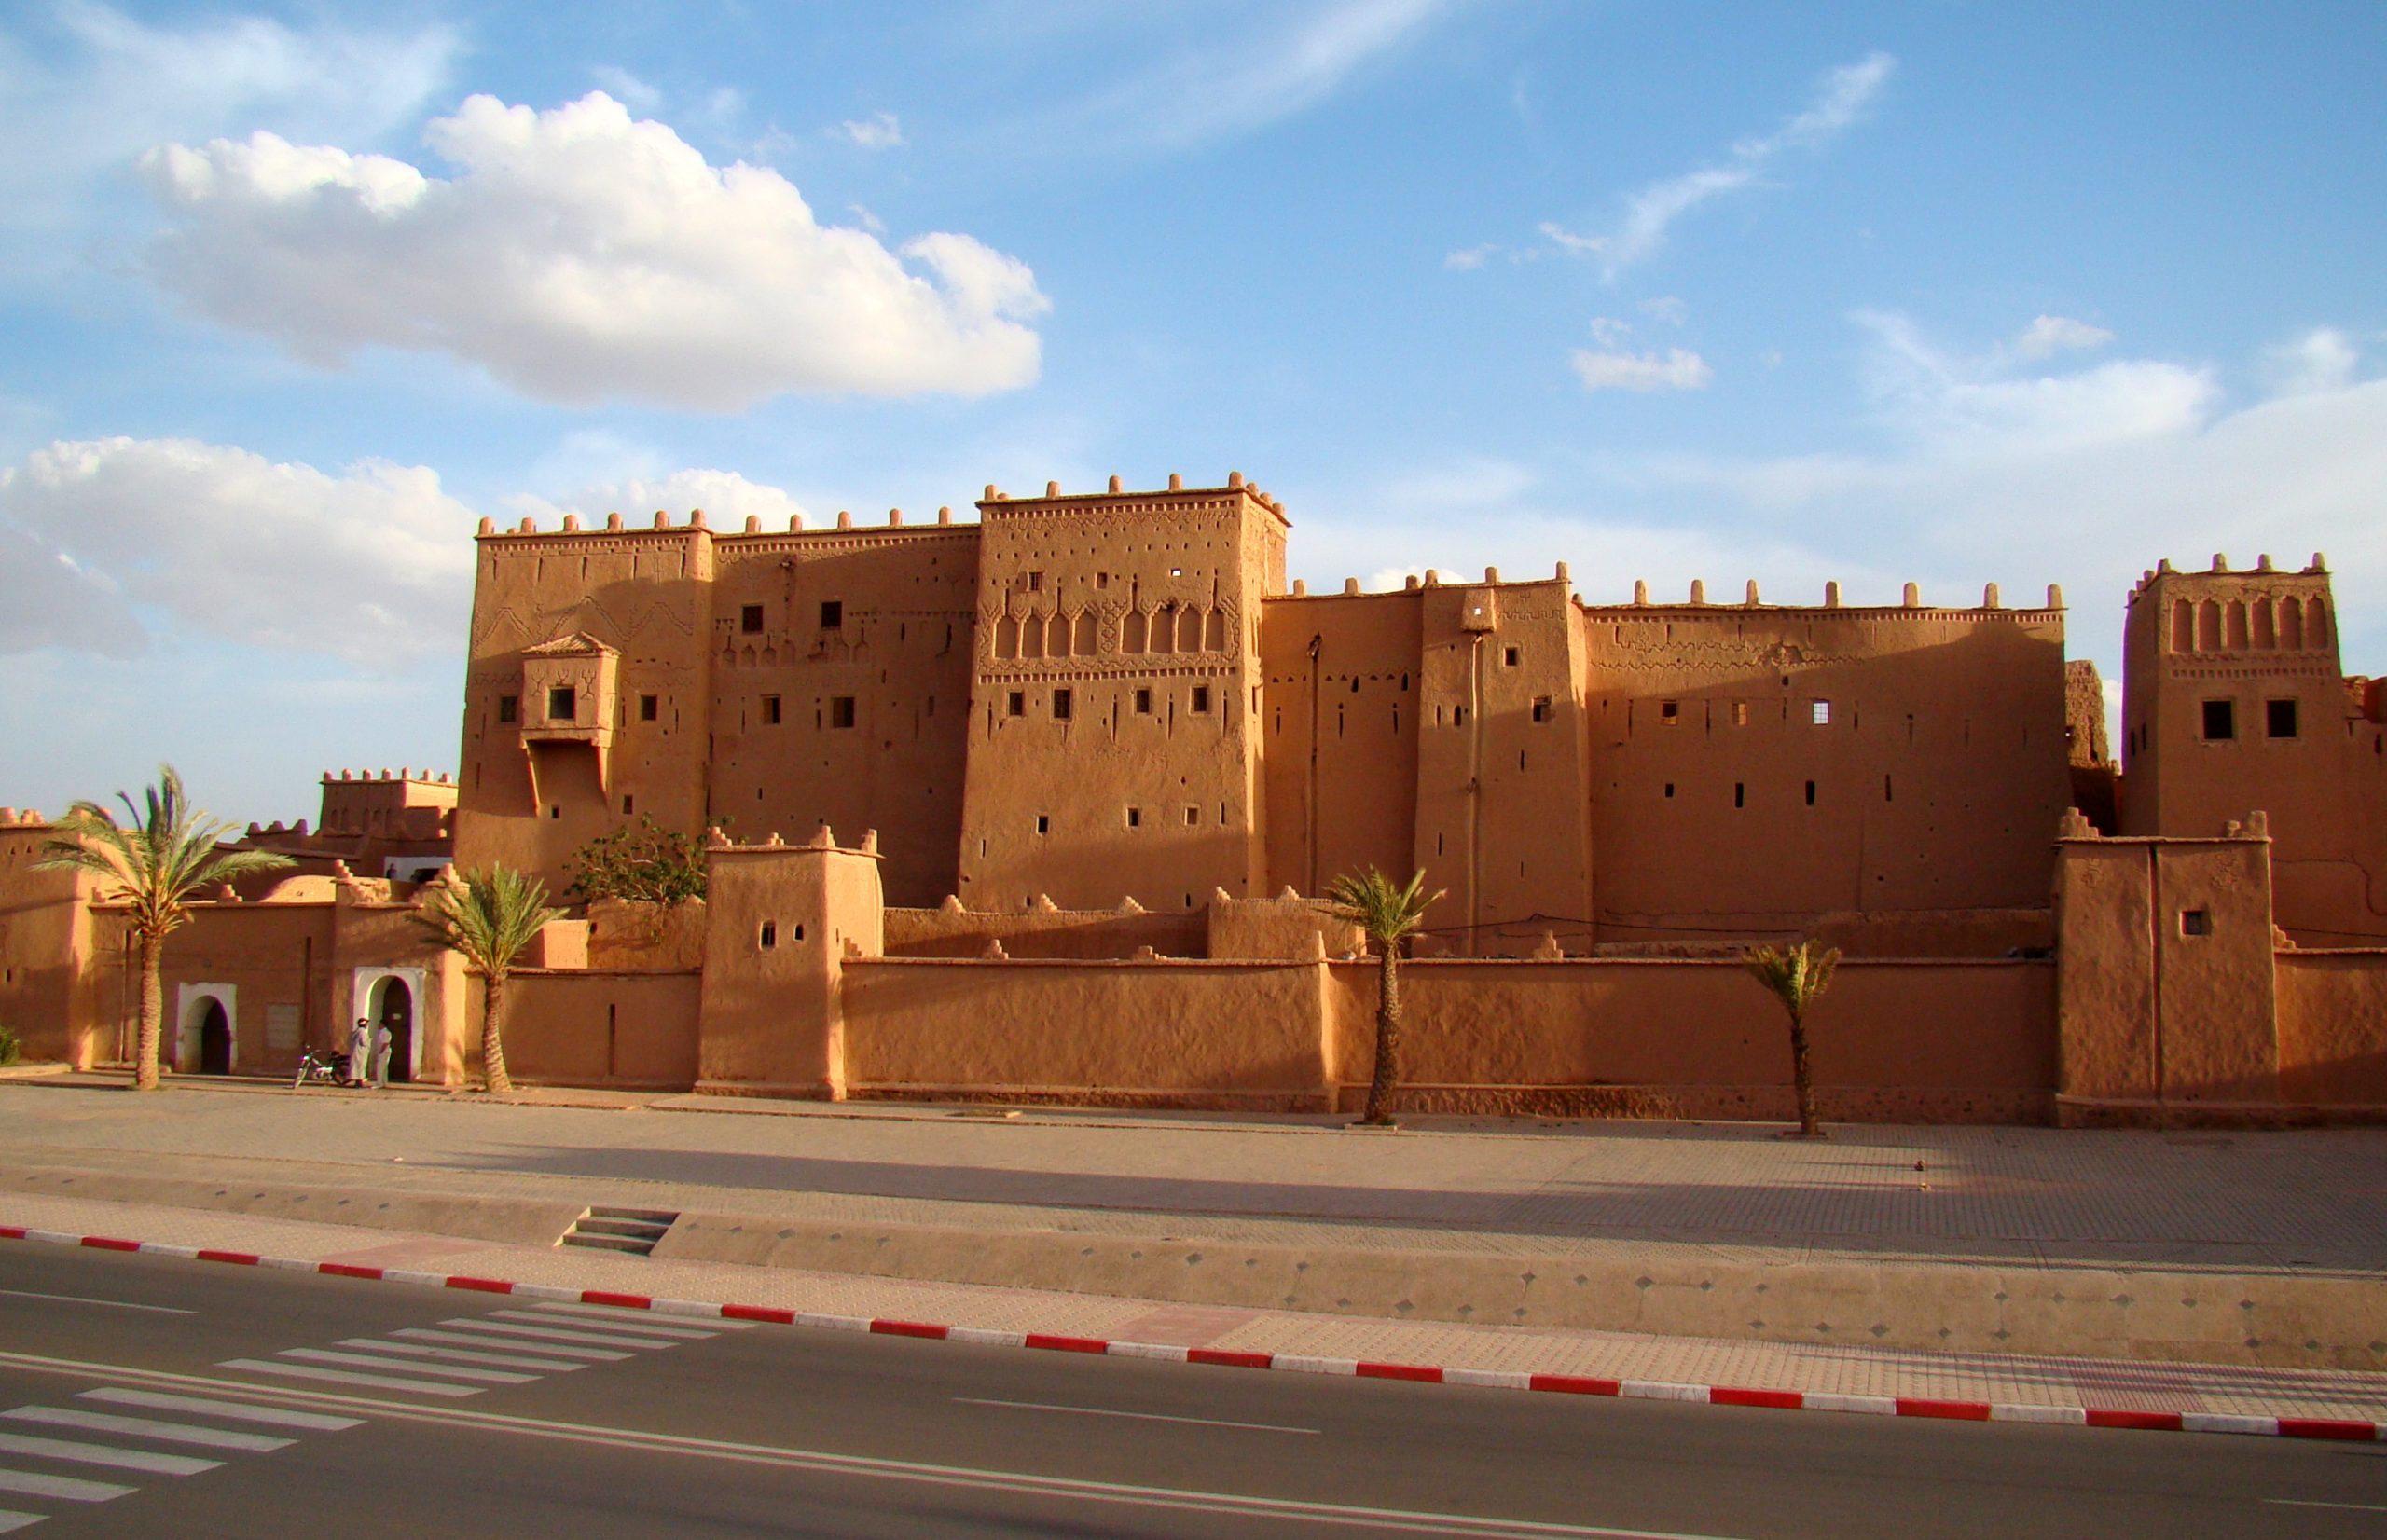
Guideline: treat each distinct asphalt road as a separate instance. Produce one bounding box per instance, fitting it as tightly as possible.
[0,1244,2378,1538]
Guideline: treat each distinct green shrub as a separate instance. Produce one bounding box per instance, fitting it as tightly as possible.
[0,1024,21,1067]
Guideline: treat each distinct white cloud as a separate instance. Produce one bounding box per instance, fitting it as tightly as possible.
[1639,296,1689,325]
[1547,51,1896,277]
[138,92,1050,409]
[2012,314,2114,359]
[1033,0,1450,156]
[0,2,458,274]
[1587,316,1632,348]
[1852,309,2215,452]
[589,65,662,114]
[2262,327,2360,397]
[509,468,809,529]
[1571,347,1714,393]
[0,436,476,666]
[836,111,905,150]
[1443,243,1495,270]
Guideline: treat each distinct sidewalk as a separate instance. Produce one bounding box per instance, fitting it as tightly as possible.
[2,1076,2383,1383]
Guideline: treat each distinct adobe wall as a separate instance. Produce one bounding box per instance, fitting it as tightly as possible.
[840,956,1335,1110]
[1584,592,2071,942]
[2273,951,2387,1107]
[454,516,719,888]
[957,479,1286,914]
[883,899,1203,959]
[1258,587,1424,902]
[586,898,707,971]
[694,832,883,1098]
[1207,891,1361,961]
[1329,957,2054,1122]
[0,815,106,1066]
[708,521,979,907]
[2118,557,2387,944]
[496,970,702,1090]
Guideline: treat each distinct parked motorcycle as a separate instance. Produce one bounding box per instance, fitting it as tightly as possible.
[292,1047,348,1089]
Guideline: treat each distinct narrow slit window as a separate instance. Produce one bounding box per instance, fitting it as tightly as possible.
[762,694,782,725]
[1663,782,1675,800]
[829,696,856,729]
[1035,815,1050,835]
[1805,780,1816,806]
[1732,702,1749,726]
[1733,782,1745,809]
[759,922,776,949]
[622,795,634,815]
[1053,688,1072,721]
[1126,807,1142,828]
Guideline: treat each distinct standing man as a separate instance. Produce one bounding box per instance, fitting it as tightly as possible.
[346,1017,372,1087]
[369,1016,394,1090]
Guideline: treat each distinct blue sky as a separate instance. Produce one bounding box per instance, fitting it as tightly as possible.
[2,1,2381,823]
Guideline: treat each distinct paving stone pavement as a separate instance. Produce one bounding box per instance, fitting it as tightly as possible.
[4,1189,2383,1428]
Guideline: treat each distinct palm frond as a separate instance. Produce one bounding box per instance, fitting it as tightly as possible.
[411,866,565,980]
[34,764,293,936]
[1321,867,1444,952]
[1744,940,1841,1017]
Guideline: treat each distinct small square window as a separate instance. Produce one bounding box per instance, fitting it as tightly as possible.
[1192,686,1211,713]
[1097,572,1111,589]
[1531,696,1552,723]
[759,921,777,949]
[1007,692,1026,717]
[1135,688,1152,714]
[2267,698,2298,739]
[820,600,843,629]
[1185,806,1200,825]
[1660,700,1680,725]
[546,686,575,721]
[1732,701,1749,726]
[2181,909,2210,937]
[740,604,764,633]
[829,695,856,729]
[1663,782,1675,800]
[496,694,518,723]
[762,694,782,725]
[1504,646,1520,667]
[1053,688,1072,721]
[1027,571,1043,591]
[622,795,635,815]
[2202,699,2236,741]
[1812,700,1831,726]
[1126,807,1142,828]
[1036,815,1050,835]
[639,694,658,722]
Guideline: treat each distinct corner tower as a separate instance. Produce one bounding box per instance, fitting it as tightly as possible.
[956,474,1289,911]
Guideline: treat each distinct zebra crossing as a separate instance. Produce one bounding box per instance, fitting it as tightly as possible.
[0,1300,746,1530]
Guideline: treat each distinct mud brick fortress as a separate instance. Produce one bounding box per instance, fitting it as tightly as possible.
[3,475,2383,1123]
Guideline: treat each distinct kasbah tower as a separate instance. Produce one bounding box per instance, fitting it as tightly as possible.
[446,471,2386,956]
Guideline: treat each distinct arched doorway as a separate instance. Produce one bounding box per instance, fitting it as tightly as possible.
[372,977,415,1084]
[196,999,231,1075]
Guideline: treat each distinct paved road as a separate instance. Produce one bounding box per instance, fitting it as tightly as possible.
[0,1245,2379,1537]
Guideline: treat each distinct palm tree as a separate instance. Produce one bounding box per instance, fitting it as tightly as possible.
[35,765,293,1091]
[409,866,563,1094]
[1744,939,1842,1138]
[1324,867,1443,1128]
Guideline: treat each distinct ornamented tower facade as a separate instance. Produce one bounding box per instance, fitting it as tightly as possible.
[956,475,1288,913]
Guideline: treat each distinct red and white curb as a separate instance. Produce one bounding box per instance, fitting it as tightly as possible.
[7,1223,2380,1443]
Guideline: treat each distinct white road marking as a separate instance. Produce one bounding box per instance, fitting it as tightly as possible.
[521,1305,725,1337]
[216,1359,481,1397]
[2270,1498,2387,1512]
[0,1467,135,1503]
[3,1408,289,1452]
[437,1318,677,1351]
[276,1349,537,1384]
[0,1430,218,1477]
[479,1312,694,1346]
[392,1327,629,1361]
[339,1339,585,1373]
[79,1389,361,1431]
[0,1288,193,1316]
[0,1508,42,1533]
[4,1350,1749,1539]
[533,1302,752,1329]
[956,1396,1321,1435]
